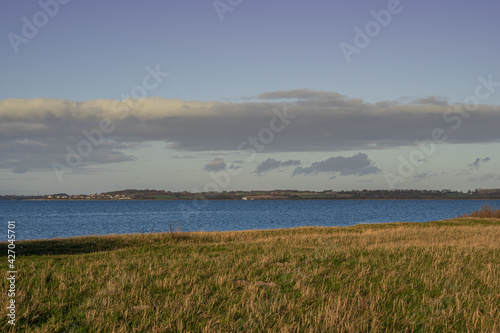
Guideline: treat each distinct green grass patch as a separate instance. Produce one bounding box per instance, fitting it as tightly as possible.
[1,218,499,332]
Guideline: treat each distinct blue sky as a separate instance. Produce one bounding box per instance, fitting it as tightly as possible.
[1,0,500,194]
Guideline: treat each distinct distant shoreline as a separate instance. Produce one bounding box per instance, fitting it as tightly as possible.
[9,198,500,202]
[3,188,500,201]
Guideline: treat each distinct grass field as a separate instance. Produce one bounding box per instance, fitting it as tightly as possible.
[1,215,499,332]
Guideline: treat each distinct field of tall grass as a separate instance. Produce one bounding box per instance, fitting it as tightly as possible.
[1,210,499,332]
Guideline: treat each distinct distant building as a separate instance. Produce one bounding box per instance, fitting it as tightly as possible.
[477,188,500,194]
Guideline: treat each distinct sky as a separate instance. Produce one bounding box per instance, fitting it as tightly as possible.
[1,0,500,195]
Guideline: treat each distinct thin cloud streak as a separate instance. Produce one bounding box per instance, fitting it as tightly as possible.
[468,157,491,170]
[292,153,380,177]
[255,158,301,175]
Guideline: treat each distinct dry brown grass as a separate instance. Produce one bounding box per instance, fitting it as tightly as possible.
[0,218,499,332]
[460,203,500,218]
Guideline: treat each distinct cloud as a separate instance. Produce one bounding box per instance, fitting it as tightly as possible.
[0,138,134,174]
[0,177,37,181]
[456,170,472,176]
[255,158,301,174]
[292,153,380,176]
[204,158,226,172]
[1,92,500,173]
[467,173,499,182]
[281,159,301,167]
[412,172,438,182]
[479,173,496,182]
[468,157,491,170]
[228,160,243,170]
[172,154,198,159]
[412,96,449,106]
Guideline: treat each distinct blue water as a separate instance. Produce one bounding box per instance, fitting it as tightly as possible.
[0,200,498,240]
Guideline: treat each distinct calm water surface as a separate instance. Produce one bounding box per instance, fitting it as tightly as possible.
[1,200,498,240]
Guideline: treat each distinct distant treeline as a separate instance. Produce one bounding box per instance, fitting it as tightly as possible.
[69,188,500,200]
[4,188,500,201]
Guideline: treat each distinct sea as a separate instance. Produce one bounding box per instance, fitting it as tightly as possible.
[1,199,498,240]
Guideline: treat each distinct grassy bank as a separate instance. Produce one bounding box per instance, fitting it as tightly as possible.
[1,218,499,332]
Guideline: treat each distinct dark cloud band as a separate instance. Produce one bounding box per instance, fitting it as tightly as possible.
[1,92,499,173]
